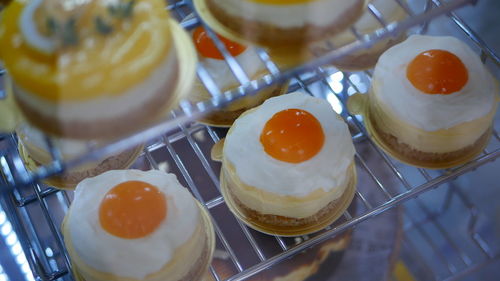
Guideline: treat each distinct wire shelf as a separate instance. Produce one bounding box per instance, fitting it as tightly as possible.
[398,182,500,281]
[0,0,499,280]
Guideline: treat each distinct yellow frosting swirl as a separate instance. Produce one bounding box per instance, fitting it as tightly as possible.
[0,0,173,102]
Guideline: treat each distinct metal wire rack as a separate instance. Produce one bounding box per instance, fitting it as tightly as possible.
[0,0,499,280]
[397,182,500,281]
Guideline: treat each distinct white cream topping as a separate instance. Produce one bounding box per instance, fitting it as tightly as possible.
[372,35,498,131]
[210,0,361,28]
[13,49,176,122]
[201,47,264,90]
[224,92,355,197]
[68,170,199,279]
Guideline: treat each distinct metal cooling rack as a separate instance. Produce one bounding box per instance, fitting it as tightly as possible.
[0,0,499,280]
[398,182,500,281]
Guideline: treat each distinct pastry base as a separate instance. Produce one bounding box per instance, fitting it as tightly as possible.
[64,201,215,281]
[17,142,143,190]
[347,92,494,169]
[220,164,357,237]
[198,83,288,128]
[205,0,364,48]
[370,116,492,169]
[13,20,197,140]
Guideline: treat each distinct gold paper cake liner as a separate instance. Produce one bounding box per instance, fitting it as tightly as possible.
[63,201,215,281]
[347,93,493,169]
[220,163,357,237]
[17,142,143,190]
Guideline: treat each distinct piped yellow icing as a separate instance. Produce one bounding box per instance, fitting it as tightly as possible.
[0,0,173,102]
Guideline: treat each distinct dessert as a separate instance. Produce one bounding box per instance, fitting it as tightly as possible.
[313,0,408,70]
[62,169,215,281]
[216,92,357,236]
[202,0,365,49]
[16,124,142,190]
[0,0,184,139]
[189,26,286,126]
[367,35,499,168]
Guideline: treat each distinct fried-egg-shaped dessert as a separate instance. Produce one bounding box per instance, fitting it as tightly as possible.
[189,26,286,126]
[62,170,215,281]
[368,35,499,168]
[218,92,356,236]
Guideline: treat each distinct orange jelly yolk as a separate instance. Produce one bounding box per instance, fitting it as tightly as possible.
[407,49,468,95]
[99,181,167,239]
[260,109,325,164]
[193,26,246,60]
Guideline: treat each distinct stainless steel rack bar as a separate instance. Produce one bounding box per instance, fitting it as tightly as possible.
[0,0,482,191]
[0,0,499,280]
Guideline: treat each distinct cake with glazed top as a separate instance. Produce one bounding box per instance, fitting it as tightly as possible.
[0,0,181,139]
[188,26,286,126]
[367,35,499,168]
[215,92,357,236]
[62,169,215,281]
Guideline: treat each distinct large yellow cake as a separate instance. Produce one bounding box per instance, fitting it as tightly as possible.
[0,0,180,139]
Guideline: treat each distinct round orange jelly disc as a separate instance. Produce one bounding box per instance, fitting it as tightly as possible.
[407,49,468,95]
[193,26,246,60]
[99,181,167,239]
[260,109,325,163]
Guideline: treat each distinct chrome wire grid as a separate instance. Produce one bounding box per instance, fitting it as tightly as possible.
[398,182,500,281]
[0,0,499,280]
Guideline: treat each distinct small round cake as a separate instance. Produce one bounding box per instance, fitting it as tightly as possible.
[219,92,356,236]
[189,26,286,126]
[16,124,142,190]
[0,0,180,139]
[314,0,408,71]
[204,0,365,49]
[62,170,215,281]
[368,35,499,168]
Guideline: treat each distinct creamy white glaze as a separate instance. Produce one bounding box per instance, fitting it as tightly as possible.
[12,49,177,122]
[224,92,355,197]
[372,35,497,131]
[201,47,264,90]
[68,170,199,279]
[210,0,361,28]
